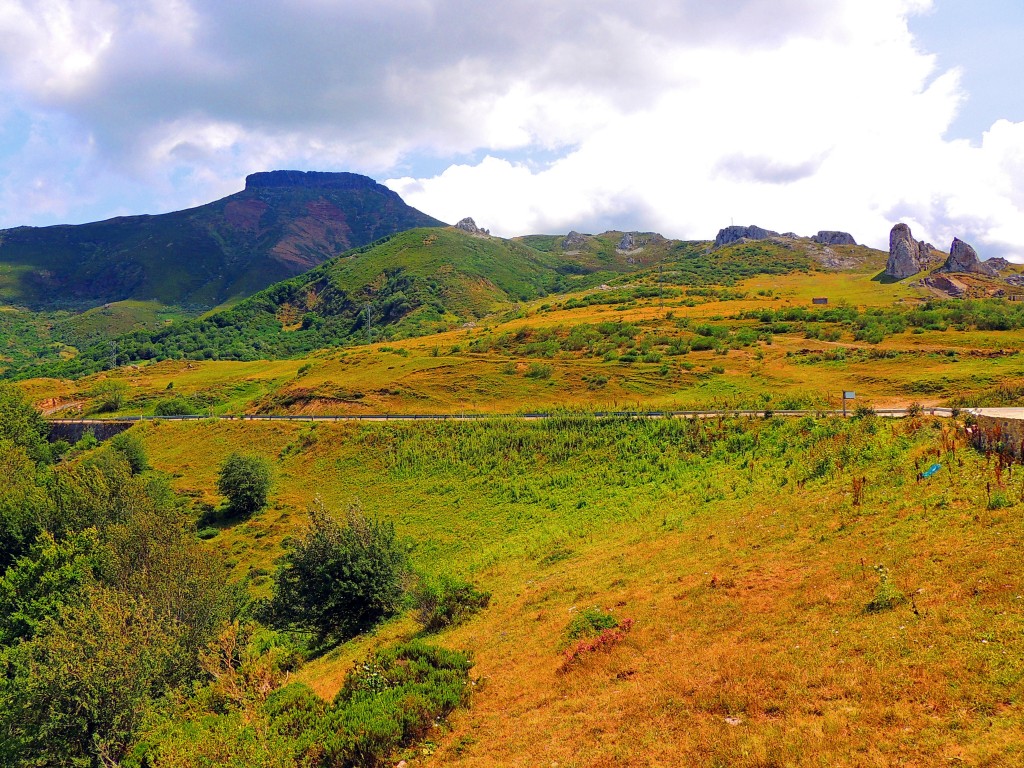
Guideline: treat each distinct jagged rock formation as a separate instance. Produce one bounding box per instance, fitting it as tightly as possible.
[938,238,997,276]
[812,231,857,246]
[713,225,779,248]
[455,217,490,236]
[885,223,935,279]
[561,231,587,249]
[616,232,666,251]
[987,257,1012,273]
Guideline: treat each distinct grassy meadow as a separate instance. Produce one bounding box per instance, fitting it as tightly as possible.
[127,412,1024,767]
[27,262,1024,417]
[14,233,1024,765]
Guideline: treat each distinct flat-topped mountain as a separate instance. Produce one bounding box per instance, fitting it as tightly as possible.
[0,171,444,310]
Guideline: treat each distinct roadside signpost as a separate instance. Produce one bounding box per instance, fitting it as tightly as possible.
[842,391,855,417]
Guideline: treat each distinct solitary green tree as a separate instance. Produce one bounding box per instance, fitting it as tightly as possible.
[216,453,272,518]
[269,501,408,644]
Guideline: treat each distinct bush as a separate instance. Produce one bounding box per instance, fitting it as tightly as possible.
[322,641,473,763]
[524,363,553,379]
[269,502,409,644]
[154,397,199,417]
[109,431,149,474]
[411,575,491,632]
[216,453,272,518]
[94,380,128,413]
[866,565,906,613]
[563,607,619,647]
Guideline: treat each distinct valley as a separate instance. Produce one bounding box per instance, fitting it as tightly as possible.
[4,188,1024,768]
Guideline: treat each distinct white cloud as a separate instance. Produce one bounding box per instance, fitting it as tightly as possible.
[0,0,1021,260]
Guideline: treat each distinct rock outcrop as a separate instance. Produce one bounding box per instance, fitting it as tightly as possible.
[561,231,587,249]
[885,223,934,279]
[938,238,997,276]
[924,274,967,298]
[812,231,857,246]
[713,225,779,248]
[616,232,666,251]
[455,217,489,236]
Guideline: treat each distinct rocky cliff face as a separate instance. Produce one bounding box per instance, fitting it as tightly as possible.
[938,238,997,276]
[713,225,779,248]
[812,231,857,246]
[885,223,934,279]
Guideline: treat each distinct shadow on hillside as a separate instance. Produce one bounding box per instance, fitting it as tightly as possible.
[871,271,900,284]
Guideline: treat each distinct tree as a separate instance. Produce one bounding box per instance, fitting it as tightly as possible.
[0,382,51,465]
[109,431,149,474]
[269,501,408,644]
[216,453,272,518]
[94,379,128,413]
[0,588,178,768]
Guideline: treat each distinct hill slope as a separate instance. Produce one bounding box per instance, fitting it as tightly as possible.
[22,227,615,377]
[0,171,444,310]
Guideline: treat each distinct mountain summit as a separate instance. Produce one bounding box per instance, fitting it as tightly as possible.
[0,171,445,310]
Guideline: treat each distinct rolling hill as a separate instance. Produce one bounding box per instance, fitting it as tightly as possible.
[0,170,444,311]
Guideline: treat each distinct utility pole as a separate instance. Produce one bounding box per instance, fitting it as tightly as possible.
[365,303,372,345]
[111,340,118,369]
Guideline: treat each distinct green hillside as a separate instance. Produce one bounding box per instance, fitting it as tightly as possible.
[6,230,893,381]
[16,228,613,378]
[0,171,444,311]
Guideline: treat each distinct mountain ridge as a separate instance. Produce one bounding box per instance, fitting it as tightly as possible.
[0,171,445,310]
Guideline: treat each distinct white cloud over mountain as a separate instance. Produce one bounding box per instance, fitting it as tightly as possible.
[0,0,1021,258]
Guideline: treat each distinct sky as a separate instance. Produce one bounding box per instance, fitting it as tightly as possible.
[0,0,1022,258]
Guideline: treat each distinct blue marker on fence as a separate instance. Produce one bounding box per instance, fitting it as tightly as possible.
[921,463,941,479]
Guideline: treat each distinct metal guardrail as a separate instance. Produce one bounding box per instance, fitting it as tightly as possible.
[47,407,958,425]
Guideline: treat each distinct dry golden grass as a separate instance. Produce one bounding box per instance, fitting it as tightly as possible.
[132,415,1024,767]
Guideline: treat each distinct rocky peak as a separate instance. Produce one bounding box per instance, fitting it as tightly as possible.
[455,217,490,237]
[885,223,933,279]
[938,238,997,276]
[561,230,587,249]
[713,225,779,248]
[244,170,380,191]
[812,231,857,246]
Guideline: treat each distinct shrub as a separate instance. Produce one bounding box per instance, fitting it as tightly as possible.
[559,618,634,673]
[322,641,472,762]
[866,565,906,613]
[269,501,409,644]
[217,453,272,519]
[564,607,619,646]
[988,489,1013,510]
[524,363,553,379]
[94,380,128,413]
[853,404,877,419]
[411,575,491,632]
[154,396,198,417]
[109,431,149,474]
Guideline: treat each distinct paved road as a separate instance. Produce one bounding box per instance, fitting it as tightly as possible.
[47,407,960,425]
